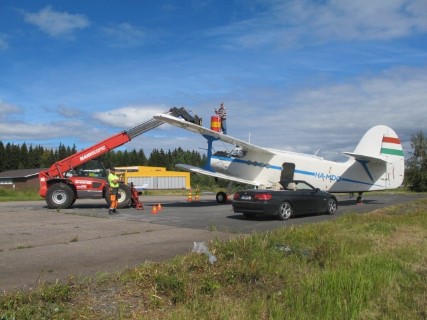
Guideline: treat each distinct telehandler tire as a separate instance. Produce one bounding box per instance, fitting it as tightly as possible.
[105,184,132,209]
[46,183,75,209]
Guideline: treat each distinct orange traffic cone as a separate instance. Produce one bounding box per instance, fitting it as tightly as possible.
[187,190,193,202]
[157,203,162,211]
[151,205,158,214]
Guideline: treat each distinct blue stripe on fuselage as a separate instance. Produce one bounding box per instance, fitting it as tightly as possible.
[211,155,383,188]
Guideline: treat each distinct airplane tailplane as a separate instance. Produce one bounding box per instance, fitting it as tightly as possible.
[343,125,405,189]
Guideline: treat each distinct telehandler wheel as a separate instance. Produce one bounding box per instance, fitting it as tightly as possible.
[106,184,132,209]
[46,183,75,209]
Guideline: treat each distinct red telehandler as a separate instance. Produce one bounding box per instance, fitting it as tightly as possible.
[39,107,201,209]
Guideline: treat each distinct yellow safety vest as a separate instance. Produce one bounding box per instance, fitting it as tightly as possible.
[108,173,119,188]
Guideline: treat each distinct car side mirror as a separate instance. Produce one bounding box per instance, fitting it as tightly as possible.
[315,188,320,192]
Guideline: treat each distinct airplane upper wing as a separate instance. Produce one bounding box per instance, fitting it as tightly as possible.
[154,114,275,155]
[176,164,260,186]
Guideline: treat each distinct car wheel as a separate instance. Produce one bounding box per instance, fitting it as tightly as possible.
[327,198,337,215]
[216,191,227,203]
[46,183,75,209]
[277,201,293,220]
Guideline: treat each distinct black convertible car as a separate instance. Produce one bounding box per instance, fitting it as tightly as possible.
[232,180,338,220]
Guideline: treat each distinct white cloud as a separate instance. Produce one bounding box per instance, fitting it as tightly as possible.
[93,105,168,128]
[23,6,90,38]
[208,0,427,48]
[0,118,111,146]
[57,105,82,118]
[296,0,427,41]
[0,101,21,119]
[234,66,427,159]
[131,66,427,161]
[102,23,147,47]
[0,122,63,139]
[2,65,425,160]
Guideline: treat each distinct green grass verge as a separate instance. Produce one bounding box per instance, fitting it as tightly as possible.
[0,188,209,201]
[0,186,414,202]
[1,198,426,319]
[0,188,41,201]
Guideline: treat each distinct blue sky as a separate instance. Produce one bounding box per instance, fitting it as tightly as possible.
[1,0,426,162]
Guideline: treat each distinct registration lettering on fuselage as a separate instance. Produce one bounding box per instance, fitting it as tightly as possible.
[314,172,342,181]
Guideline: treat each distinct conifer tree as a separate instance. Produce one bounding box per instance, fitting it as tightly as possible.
[0,141,5,171]
[406,131,427,191]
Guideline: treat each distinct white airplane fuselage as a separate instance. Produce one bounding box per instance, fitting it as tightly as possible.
[153,114,405,197]
[210,147,404,193]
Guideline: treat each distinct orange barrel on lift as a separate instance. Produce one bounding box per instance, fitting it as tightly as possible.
[210,115,221,132]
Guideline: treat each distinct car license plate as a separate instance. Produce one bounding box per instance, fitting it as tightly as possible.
[241,195,251,200]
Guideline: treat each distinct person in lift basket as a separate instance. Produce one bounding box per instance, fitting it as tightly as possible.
[215,102,227,134]
[108,167,120,214]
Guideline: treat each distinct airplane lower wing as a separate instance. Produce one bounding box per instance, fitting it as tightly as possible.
[154,114,275,155]
[176,164,260,186]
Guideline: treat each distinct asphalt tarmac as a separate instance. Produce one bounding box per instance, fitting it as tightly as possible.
[0,192,425,292]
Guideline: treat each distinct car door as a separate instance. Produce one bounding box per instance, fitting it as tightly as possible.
[294,182,324,214]
[286,190,308,215]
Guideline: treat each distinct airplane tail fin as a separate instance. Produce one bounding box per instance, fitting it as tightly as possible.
[343,125,405,189]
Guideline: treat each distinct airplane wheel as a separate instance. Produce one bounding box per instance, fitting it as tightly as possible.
[46,183,75,209]
[277,201,293,220]
[216,191,227,203]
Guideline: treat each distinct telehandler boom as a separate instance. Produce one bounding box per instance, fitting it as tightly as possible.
[39,107,200,209]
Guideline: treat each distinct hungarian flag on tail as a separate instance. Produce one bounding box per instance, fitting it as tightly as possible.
[381,136,404,156]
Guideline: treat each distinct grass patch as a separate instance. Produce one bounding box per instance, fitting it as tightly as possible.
[15,244,34,250]
[120,231,141,236]
[1,198,426,319]
[0,188,41,201]
[0,187,212,202]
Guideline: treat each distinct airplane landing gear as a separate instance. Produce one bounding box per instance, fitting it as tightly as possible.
[357,192,363,204]
[215,181,234,203]
[216,191,227,203]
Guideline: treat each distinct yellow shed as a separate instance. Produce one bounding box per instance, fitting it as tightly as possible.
[115,166,190,190]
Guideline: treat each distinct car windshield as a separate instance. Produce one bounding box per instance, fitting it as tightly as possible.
[294,181,313,191]
[284,181,315,191]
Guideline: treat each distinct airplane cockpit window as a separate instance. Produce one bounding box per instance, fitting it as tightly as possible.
[229,146,246,158]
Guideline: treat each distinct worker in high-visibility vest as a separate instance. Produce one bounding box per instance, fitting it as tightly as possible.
[108,167,120,215]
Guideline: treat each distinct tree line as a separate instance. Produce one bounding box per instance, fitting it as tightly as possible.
[2,130,426,191]
[0,141,206,173]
